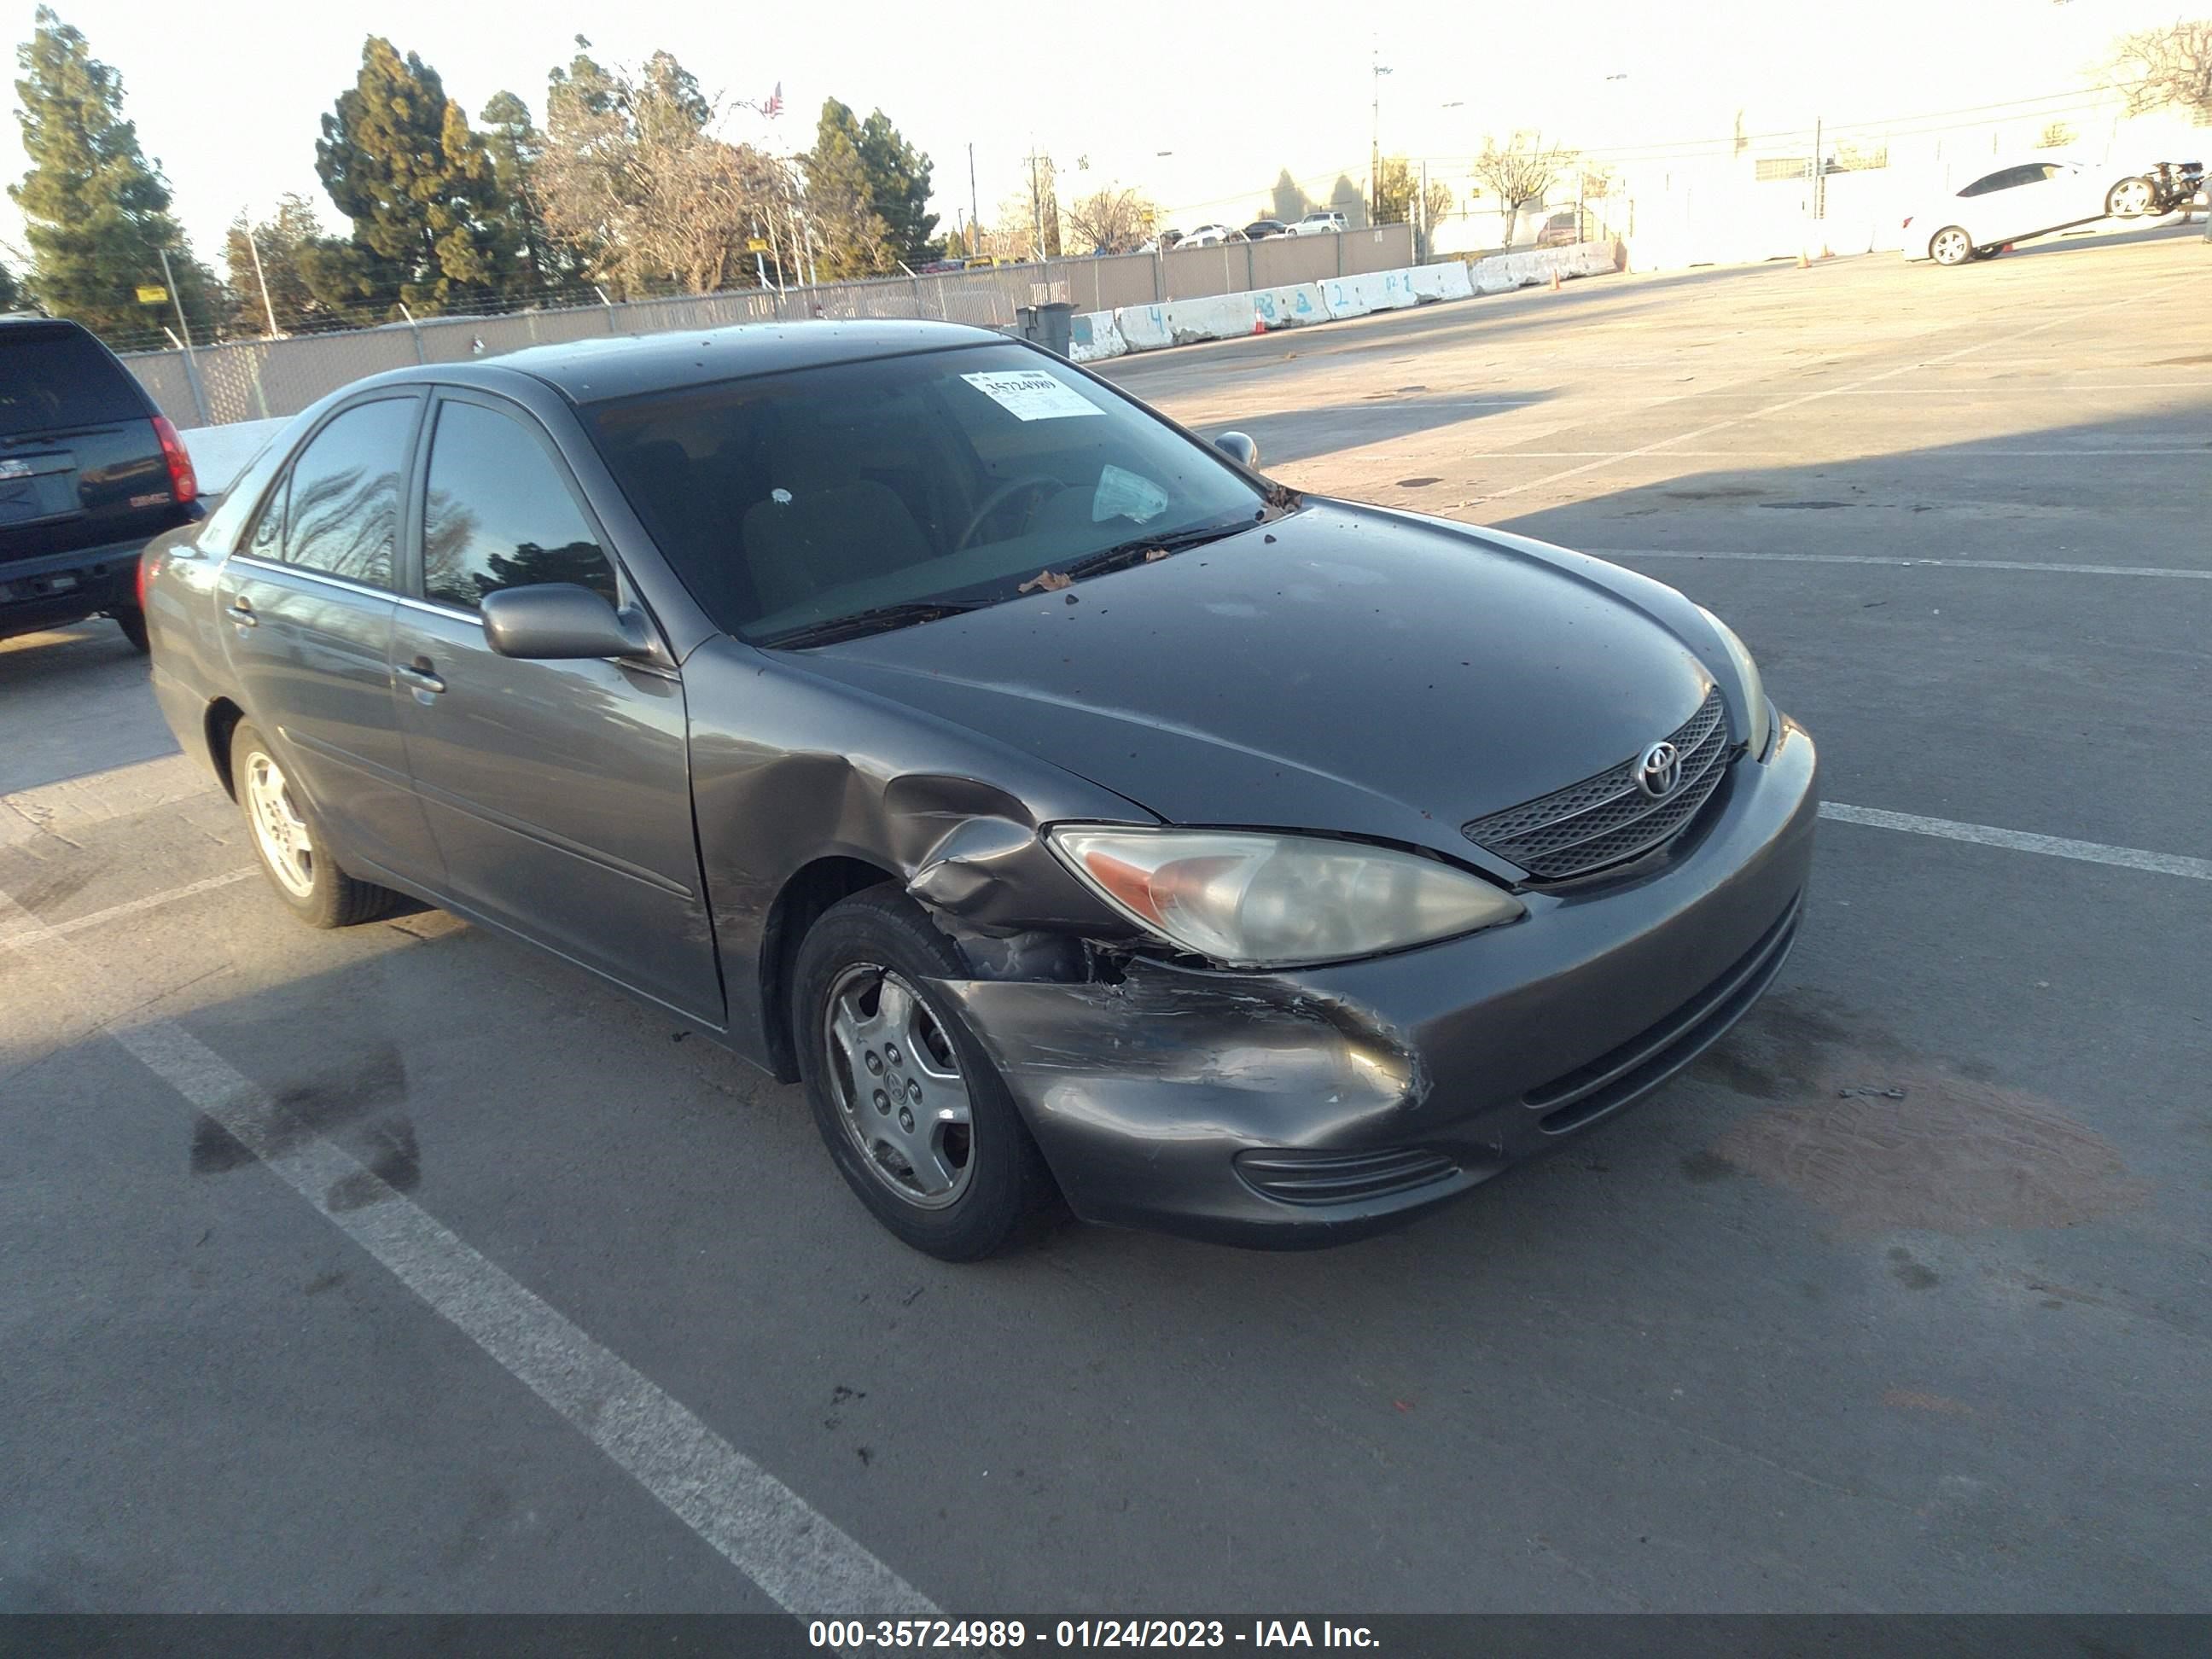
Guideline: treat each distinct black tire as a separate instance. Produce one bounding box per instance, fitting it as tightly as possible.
[112,605,149,653]
[792,886,1058,1260]
[230,720,398,928]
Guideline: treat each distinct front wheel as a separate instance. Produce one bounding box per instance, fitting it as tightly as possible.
[1930,226,1974,266]
[2106,177,2154,218]
[230,720,398,928]
[793,888,1058,1260]
[112,605,149,653]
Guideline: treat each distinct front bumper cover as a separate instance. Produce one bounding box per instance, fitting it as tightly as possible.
[931,715,1819,1247]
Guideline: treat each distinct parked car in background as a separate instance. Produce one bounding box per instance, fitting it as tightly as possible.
[1242,219,1290,241]
[1,314,199,651]
[1534,212,1580,247]
[1903,155,2186,265]
[141,319,1814,1260]
[1180,224,1246,247]
[1134,229,1185,254]
[1291,211,1349,236]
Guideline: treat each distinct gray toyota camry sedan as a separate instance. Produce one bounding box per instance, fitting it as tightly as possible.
[143,320,1817,1259]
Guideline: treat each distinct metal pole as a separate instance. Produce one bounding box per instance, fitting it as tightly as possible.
[398,300,427,363]
[156,248,211,425]
[1029,147,1045,258]
[969,142,981,259]
[246,220,281,336]
[1812,116,1824,222]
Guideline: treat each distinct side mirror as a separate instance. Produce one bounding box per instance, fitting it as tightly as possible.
[1214,431,1260,469]
[480,584,654,661]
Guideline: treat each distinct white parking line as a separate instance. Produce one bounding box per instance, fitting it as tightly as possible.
[1821,803,2212,882]
[0,876,935,1617]
[0,869,254,950]
[1596,550,2211,579]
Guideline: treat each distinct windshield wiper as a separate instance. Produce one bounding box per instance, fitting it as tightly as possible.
[1051,518,1253,584]
[756,597,991,649]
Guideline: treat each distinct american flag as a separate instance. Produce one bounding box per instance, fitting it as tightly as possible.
[765,81,783,119]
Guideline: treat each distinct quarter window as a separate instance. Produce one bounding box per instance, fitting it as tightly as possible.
[259,398,416,587]
[421,401,619,610]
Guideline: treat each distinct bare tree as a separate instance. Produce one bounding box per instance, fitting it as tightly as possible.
[2110,19,2212,120]
[538,44,785,296]
[1470,132,1577,247]
[2037,120,2078,151]
[1065,186,1157,253]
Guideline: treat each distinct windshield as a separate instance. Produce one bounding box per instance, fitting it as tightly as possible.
[585,341,1266,643]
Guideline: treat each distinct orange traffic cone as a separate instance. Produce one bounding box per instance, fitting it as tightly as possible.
[1797,248,1810,268]
[1252,316,1266,335]
[1549,269,1561,292]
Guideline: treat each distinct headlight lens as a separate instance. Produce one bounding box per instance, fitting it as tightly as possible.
[1047,827,1524,968]
[1697,606,1771,758]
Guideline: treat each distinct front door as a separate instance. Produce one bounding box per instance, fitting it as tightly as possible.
[217,393,440,884]
[391,390,721,1024]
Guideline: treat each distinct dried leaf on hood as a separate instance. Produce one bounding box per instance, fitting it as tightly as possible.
[1019,568,1075,593]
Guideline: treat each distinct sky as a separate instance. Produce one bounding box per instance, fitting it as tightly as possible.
[2,0,2188,265]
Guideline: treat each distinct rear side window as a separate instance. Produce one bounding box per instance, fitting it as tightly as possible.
[256,398,416,588]
[0,327,147,436]
[420,400,619,610]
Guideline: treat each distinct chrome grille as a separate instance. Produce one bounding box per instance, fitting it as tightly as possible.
[1464,688,1734,881]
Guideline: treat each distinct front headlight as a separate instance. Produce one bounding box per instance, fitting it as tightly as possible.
[1047,826,1524,969]
[1697,606,1771,758]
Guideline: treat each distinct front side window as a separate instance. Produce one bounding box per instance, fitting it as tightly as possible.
[260,398,416,587]
[586,342,1267,643]
[421,400,619,610]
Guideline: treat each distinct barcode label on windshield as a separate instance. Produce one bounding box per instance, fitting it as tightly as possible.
[961,370,1103,422]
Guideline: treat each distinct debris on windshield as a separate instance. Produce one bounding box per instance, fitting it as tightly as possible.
[1020,568,1075,593]
[1144,548,1171,562]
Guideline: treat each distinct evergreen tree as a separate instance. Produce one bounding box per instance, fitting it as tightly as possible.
[0,260,20,311]
[856,110,937,270]
[480,91,572,298]
[10,7,218,340]
[224,195,351,336]
[313,37,515,317]
[803,100,893,278]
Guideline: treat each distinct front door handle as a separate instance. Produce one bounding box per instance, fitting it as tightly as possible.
[224,598,257,627]
[396,657,445,696]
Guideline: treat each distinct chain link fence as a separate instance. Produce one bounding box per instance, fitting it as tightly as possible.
[119,226,1416,430]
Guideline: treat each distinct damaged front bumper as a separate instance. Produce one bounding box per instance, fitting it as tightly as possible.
[930,716,1819,1247]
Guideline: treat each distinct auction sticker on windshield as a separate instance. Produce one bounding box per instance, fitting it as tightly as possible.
[962,370,1103,422]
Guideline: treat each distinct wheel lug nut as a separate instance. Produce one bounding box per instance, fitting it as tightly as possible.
[906,1080,923,1103]
[885,1044,901,1064]
[871,1090,890,1114]
[864,1051,882,1074]
[898,1109,915,1132]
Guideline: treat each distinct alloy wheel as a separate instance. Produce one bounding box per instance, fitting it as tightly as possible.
[243,751,316,899]
[2108,178,2153,217]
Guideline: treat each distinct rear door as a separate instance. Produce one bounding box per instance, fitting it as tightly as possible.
[217,392,441,884]
[0,322,180,587]
[389,389,720,1023]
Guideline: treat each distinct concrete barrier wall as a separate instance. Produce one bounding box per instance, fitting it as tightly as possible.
[1062,239,1618,366]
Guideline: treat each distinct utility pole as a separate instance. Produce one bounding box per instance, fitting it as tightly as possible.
[244,218,280,337]
[969,142,981,259]
[1370,41,1391,227]
[1028,144,1046,259]
[1812,115,1825,221]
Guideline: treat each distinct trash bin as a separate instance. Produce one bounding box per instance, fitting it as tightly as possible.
[1036,301,1074,358]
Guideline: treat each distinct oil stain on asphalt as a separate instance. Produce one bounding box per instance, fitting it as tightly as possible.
[1690,993,2147,1233]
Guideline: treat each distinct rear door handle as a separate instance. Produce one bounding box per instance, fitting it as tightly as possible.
[396,657,445,696]
[224,598,257,627]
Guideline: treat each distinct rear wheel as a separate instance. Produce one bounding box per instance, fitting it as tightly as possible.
[793,887,1057,1260]
[1930,226,1974,266]
[2106,177,2154,218]
[112,605,148,653]
[230,720,397,928]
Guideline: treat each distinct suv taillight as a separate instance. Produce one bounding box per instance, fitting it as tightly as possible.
[151,415,197,505]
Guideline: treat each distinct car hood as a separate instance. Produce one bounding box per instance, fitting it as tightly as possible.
[783,503,1716,862]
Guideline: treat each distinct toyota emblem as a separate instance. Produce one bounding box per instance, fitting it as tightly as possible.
[1636,741,1683,799]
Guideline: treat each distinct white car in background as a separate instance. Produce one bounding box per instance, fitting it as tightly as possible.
[1291,210,1350,236]
[1179,223,1246,247]
[1903,156,2169,265]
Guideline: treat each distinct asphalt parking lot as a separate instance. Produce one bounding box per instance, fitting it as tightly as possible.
[4,223,2208,1615]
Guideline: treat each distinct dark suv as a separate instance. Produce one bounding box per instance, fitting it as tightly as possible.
[1,314,199,651]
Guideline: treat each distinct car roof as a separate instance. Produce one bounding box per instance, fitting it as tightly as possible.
[381,317,1012,407]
